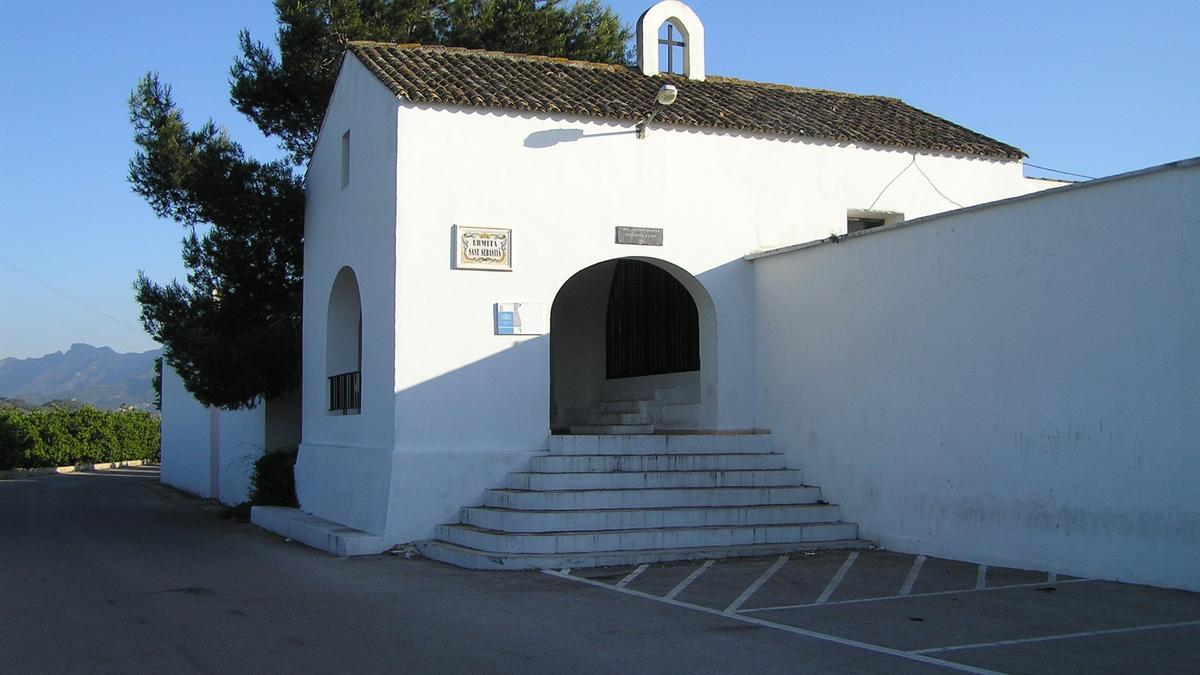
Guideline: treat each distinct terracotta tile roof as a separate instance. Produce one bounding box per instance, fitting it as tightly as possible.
[348,42,1026,160]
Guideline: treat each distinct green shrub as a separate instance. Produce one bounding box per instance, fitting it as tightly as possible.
[0,406,160,471]
[248,447,299,507]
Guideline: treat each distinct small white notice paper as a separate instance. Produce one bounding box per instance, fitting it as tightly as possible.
[495,303,545,335]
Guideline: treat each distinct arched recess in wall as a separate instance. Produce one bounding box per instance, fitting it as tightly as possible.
[549,257,717,433]
[326,266,362,414]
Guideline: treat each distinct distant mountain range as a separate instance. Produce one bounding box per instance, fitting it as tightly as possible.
[0,343,160,410]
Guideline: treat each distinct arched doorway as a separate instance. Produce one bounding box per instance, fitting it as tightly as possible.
[550,258,716,433]
[326,266,362,415]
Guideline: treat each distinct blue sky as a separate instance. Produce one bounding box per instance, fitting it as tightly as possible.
[1,0,1197,359]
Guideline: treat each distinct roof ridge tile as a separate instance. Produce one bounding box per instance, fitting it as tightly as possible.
[350,41,629,72]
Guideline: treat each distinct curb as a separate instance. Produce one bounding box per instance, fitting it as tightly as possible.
[0,459,157,480]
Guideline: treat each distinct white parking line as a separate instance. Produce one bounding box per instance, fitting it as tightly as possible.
[739,578,1095,614]
[725,555,788,613]
[543,569,1002,675]
[815,552,858,605]
[665,560,714,600]
[616,564,650,588]
[911,619,1200,655]
[976,564,988,590]
[899,555,926,596]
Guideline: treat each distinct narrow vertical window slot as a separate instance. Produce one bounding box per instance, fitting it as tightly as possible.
[340,130,351,189]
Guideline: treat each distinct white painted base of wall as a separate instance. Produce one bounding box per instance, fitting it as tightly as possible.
[384,451,540,543]
[870,529,1196,593]
[294,442,395,536]
[295,443,539,545]
[251,506,387,557]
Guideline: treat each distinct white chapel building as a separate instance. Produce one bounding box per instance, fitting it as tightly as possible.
[229,2,1196,588]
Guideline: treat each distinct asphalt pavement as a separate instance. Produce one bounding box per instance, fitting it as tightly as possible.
[1,467,1196,673]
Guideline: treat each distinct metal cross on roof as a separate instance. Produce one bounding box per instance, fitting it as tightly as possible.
[659,23,685,75]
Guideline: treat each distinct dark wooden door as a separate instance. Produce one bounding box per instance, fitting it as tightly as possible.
[606,260,700,379]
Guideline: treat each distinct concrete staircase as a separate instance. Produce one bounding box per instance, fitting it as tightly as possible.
[417,433,867,570]
[567,387,699,435]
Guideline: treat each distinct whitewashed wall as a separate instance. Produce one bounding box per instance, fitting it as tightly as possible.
[377,97,1054,542]
[752,159,1200,591]
[297,55,399,536]
[389,100,1050,450]
[160,364,298,506]
[160,365,213,498]
[299,53,1063,543]
[549,260,618,429]
[216,403,266,505]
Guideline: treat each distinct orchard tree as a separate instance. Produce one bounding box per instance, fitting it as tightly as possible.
[131,0,631,408]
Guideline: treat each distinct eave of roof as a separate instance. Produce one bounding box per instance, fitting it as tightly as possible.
[347,41,1026,161]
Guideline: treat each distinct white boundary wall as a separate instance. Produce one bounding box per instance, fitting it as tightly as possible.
[215,403,266,505]
[752,159,1200,591]
[160,365,213,498]
[160,364,290,506]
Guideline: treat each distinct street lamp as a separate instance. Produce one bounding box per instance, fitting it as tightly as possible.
[637,84,679,139]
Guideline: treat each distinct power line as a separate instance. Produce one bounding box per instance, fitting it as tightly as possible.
[869,153,964,211]
[868,155,916,211]
[0,255,146,335]
[0,291,143,353]
[1024,162,1096,180]
[913,157,964,209]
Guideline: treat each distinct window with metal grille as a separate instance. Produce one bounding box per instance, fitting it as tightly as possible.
[328,370,361,414]
[327,266,362,415]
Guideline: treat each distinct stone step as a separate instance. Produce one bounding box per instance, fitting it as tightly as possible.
[483,485,823,510]
[461,503,844,533]
[417,427,868,572]
[530,453,788,473]
[568,424,656,435]
[585,412,651,426]
[602,388,672,402]
[586,400,647,415]
[549,434,773,455]
[651,403,701,429]
[436,521,860,555]
[250,506,387,557]
[568,422,662,432]
[417,538,874,571]
[504,469,804,491]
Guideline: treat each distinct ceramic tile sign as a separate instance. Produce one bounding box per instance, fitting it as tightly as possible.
[454,225,512,271]
[615,226,663,246]
[495,303,544,335]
